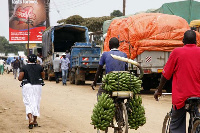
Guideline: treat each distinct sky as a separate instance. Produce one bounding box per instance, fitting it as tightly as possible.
[0,0,196,40]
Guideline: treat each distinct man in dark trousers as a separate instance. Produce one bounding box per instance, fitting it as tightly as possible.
[154,30,200,133]
[13,57,20,79]
[53,54,60,83]
[91,37,128,98]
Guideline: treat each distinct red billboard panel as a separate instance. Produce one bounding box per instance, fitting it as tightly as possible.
[8,0,47,43]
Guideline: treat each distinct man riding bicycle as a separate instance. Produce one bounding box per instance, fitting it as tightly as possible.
[91,37,128,98]
[154,30,200,133]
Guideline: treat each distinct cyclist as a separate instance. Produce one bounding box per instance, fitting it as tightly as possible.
[154,30,200,133]
[91,37,128,98]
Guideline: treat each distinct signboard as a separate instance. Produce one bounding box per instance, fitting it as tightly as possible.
[8,0,48,43]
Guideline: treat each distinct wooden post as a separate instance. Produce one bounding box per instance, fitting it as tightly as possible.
[123,0,126,16]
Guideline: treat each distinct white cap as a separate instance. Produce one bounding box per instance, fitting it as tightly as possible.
[62,53,66,56]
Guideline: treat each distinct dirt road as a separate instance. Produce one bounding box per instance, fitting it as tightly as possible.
[0,73,172,133]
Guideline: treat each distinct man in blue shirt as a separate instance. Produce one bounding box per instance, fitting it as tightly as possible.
[91,37,128,97]
[60,53,70,85]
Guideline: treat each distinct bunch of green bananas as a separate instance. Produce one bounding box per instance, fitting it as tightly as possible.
[102,72,142,94]
[127,95,146,130]
[91,93,115,131]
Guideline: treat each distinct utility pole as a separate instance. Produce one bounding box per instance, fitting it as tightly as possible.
[123,0,126,16]
[45,0,50,28]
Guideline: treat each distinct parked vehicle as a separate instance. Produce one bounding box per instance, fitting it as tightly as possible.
[42,24,101,84]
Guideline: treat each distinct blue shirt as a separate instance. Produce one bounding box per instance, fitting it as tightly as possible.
[99,49,128,73]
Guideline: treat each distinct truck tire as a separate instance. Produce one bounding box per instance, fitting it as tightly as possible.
[69,72,75,84]
[44,71,48,80]
[75,73,81,85]
[48,74,53,81]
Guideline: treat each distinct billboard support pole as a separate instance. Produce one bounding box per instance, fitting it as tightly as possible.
[27,17,30,56]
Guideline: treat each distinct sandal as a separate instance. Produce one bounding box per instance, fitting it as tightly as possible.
[28,122,34,129]
[34,123,38,127]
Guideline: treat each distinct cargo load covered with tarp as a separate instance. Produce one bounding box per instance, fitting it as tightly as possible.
[151,0,200,24]
[103,0,200,35]
[104,13,200,60]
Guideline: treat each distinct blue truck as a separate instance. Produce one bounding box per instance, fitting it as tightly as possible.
[42,24,101,85]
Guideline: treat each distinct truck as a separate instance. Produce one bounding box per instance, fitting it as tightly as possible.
[42,24,101,84]
[102,13,198,92]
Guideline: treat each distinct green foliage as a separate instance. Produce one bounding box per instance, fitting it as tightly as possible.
[57,15,113,32]
[57,15,84,25]
[110,10,123,17]
[0,36,26,55]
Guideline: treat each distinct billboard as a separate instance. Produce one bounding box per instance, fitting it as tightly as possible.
[8,0,48,43]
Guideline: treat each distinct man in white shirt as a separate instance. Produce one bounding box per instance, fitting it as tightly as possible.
[53,54,60,83]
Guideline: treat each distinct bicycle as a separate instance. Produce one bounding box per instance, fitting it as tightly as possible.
[93,55,144,133]
[162,94,200,133]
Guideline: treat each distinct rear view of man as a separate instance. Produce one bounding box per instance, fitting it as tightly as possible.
[154,30,200,133]
[91,37,128,97]
[53,54,60,83]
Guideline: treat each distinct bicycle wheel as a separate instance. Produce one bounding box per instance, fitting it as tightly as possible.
[162,112,171,133]
[115,103,128,133]
[191,119,200,133]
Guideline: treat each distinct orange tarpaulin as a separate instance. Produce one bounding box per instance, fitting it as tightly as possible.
[104,13,200,59]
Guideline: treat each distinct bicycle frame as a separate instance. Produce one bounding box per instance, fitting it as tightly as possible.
[185,97,200,133]
[111,96,130,133]
[162,97,200,133]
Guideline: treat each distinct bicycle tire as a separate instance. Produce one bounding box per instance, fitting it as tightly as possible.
[120,103,129,133]
[191,119,200,133]
[162,112,171,133]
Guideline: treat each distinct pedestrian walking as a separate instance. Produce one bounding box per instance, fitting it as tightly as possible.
[37,53,43,66]
[66,50,70,60]
[60,53,70,85]
[53,54,60,83]
[0,59,5,75]
[18,54,45,129]
[13,57,20,79]
[19,56,24,71]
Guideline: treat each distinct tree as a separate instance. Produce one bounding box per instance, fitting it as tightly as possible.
[57,15,84,25]
[0,36,26,55]
[110,10,123,17]
[57,15,113,32]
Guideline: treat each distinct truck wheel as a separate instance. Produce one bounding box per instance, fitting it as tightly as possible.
[48,75,53,81]
[75,73,81,85]
[44,71,48,80]
[75,78,81,85]
[80,81,85,85]
[69,72,75,84]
